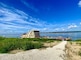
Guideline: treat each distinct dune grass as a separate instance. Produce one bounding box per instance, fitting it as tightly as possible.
[0,37,58,53]
[74,39,81,56]
[68,39,81,57]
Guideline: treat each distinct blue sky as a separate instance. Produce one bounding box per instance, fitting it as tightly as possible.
[0,0,81,34]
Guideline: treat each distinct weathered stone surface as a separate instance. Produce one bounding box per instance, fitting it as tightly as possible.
[21,30,40,38]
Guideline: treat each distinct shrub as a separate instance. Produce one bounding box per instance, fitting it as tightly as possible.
[21,41,33,50]
[78,51,81,56]
[0,38,43,53]
[0,36,5,41]
[33,42,43,49]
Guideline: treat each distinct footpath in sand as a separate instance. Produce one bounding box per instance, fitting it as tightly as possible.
[0,41,67,60]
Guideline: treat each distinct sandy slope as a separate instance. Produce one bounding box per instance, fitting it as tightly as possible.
[0,41,67,60]
[66,42,81,60]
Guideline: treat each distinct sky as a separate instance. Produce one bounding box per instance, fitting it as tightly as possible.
[0,0,81,34]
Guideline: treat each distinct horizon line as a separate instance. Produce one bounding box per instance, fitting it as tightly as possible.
[41,31,81,33]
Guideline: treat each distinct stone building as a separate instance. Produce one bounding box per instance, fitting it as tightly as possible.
[21,30,40,38]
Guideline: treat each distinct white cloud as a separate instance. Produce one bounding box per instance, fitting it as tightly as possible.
[20,0,38,12]
[54,28,59,31]
[0,3,81,35]
[0,3,62,33]
[61,28,65,31]
[68,24,77,29]
[80,22,81,24]
[43,28,48,31]
[0,7,41,26]
[0,3,47,33]
[78,0,81,7]
[54,28,66,31]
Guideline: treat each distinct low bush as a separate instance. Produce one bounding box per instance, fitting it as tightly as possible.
[78,51,81,56]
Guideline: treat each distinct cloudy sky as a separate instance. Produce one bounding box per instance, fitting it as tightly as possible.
[0,0,81,34]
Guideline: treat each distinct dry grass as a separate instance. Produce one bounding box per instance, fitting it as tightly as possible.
[65,41,81,60]
[43,41,60,48]
[9,50,24,54]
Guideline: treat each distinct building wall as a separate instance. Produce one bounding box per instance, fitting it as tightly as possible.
[34,31,40,38]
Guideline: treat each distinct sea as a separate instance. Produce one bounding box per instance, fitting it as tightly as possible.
[40,32,81,40]
[0,32,81,40]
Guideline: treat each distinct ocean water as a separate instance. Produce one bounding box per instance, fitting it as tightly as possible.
[0,33,21,38]
[0,32,81,40]
[40,32,81,40]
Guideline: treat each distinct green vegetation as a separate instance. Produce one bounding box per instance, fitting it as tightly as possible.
[72,39,81,45]
[0,37,58,53]
[78,51,81,56]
